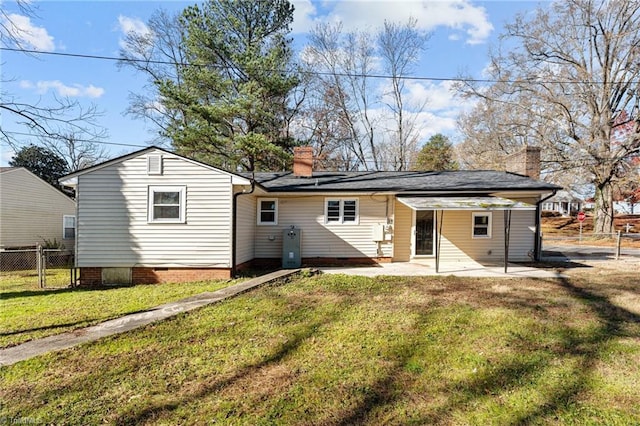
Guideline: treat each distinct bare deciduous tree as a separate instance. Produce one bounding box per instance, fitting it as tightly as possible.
[377,18,429,171]
[1,1,108,162]
[458,0,640,233]
[117,8,188,145]
[38,131,109,171]
[300,22,379,170]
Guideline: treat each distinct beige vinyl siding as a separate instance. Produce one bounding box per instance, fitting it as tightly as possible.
[254,195,391,259]
[235,193,256,265]
[505,210,536,261]
[76,151,234,268]
[438,210,535,263]
[392,200,412,262]
[0,168,76,248]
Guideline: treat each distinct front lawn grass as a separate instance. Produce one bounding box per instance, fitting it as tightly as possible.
[0,276,234,348]
[1,269,639,424]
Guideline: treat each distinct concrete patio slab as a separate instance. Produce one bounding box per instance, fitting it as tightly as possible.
[319,261,564,279]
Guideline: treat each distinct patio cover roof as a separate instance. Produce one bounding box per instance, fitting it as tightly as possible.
[397,196,537,274]
[397,196,536,211]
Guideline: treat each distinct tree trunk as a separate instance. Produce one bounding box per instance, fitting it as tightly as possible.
[593,180,614,235]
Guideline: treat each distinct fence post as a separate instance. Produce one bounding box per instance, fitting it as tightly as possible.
[37,244,43,288]
[42,248,48,288]
[615,231,622,260]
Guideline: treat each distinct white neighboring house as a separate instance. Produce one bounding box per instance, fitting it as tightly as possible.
[541,190,583,217]
[0,167,76,249]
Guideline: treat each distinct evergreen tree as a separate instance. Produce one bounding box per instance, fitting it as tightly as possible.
[9,145,69,188]
[157,0,300,171]
[413,134,458,171]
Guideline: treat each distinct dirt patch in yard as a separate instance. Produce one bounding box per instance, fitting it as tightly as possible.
[543,214,640,235]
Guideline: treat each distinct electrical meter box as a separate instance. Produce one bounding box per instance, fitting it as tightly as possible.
[282,226,301,268]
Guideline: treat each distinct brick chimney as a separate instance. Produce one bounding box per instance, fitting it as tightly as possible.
[505,146,541,180]
[293,146,313,177]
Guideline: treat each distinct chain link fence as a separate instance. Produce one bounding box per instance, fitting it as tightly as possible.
[543,231,640,260]
[0,247,75,288]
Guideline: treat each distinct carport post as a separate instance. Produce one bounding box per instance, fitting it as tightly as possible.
[504,209,512,273]
[436,210,444,273]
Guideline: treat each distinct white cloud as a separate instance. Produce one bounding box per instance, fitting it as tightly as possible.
[1,146,16,167]
[3,13,55,51]
[20,80,105,98]
[117,15,149,36]
[292,0,493,44]
[376,79,478,142]
[405,80,459,111]
[367,105,458,146]
[291,0,320,34]
[116,15,151,50]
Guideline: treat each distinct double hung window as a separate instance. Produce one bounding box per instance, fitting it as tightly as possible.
[472,212,491,238]
[148,186,186,223]
[325,198,358,224]
[257,199,278,225]
[63,215,76,239]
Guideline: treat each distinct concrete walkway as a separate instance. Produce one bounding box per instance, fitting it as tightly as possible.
[0,269,299,367]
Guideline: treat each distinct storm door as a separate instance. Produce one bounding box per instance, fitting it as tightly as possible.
[415,210,435,256]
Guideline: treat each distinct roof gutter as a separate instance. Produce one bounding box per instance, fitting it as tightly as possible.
[231,175,255,278]
[534,189,557,261]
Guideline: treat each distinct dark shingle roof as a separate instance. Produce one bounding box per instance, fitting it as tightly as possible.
[246,170,560,193]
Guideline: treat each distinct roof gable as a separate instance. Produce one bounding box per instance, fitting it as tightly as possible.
[59,146,251,186]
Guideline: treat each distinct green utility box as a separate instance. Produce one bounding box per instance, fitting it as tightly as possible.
[282,226,301,268]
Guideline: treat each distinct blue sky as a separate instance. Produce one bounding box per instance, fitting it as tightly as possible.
[1,0,542,166]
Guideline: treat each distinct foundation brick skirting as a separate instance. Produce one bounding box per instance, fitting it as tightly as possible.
[133,268,232,284]
[79,267,102,286]
[79,257,390,286]
[79,267,231,286]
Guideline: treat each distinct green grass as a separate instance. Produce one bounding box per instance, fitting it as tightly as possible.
[0,268,72,289]
[0,273,234,348]
[1,270,639,424]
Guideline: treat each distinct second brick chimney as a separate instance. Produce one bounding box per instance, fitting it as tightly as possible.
[293,146,313,177]
[505,146,541,180]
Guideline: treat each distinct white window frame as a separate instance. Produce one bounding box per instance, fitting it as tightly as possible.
[324,198,359,224]
[257,198,278,225]
[63,215,76,239]
[472,212,492,239]
[148,186,186,223]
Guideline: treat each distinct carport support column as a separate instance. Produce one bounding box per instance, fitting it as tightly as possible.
[436,210,444,273]
[504,209,512,273]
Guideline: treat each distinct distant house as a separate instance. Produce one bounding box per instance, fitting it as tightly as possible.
[60,146,560,286]
[0,167,76,249]
[541,190,583,216]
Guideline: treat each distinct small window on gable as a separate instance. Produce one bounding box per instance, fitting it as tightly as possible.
[63,215,76,239]
[325,198,359,224]
[257,199,278,225]
[147,155,162,175]
[148,186,186,223]
[472,212,492,238]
